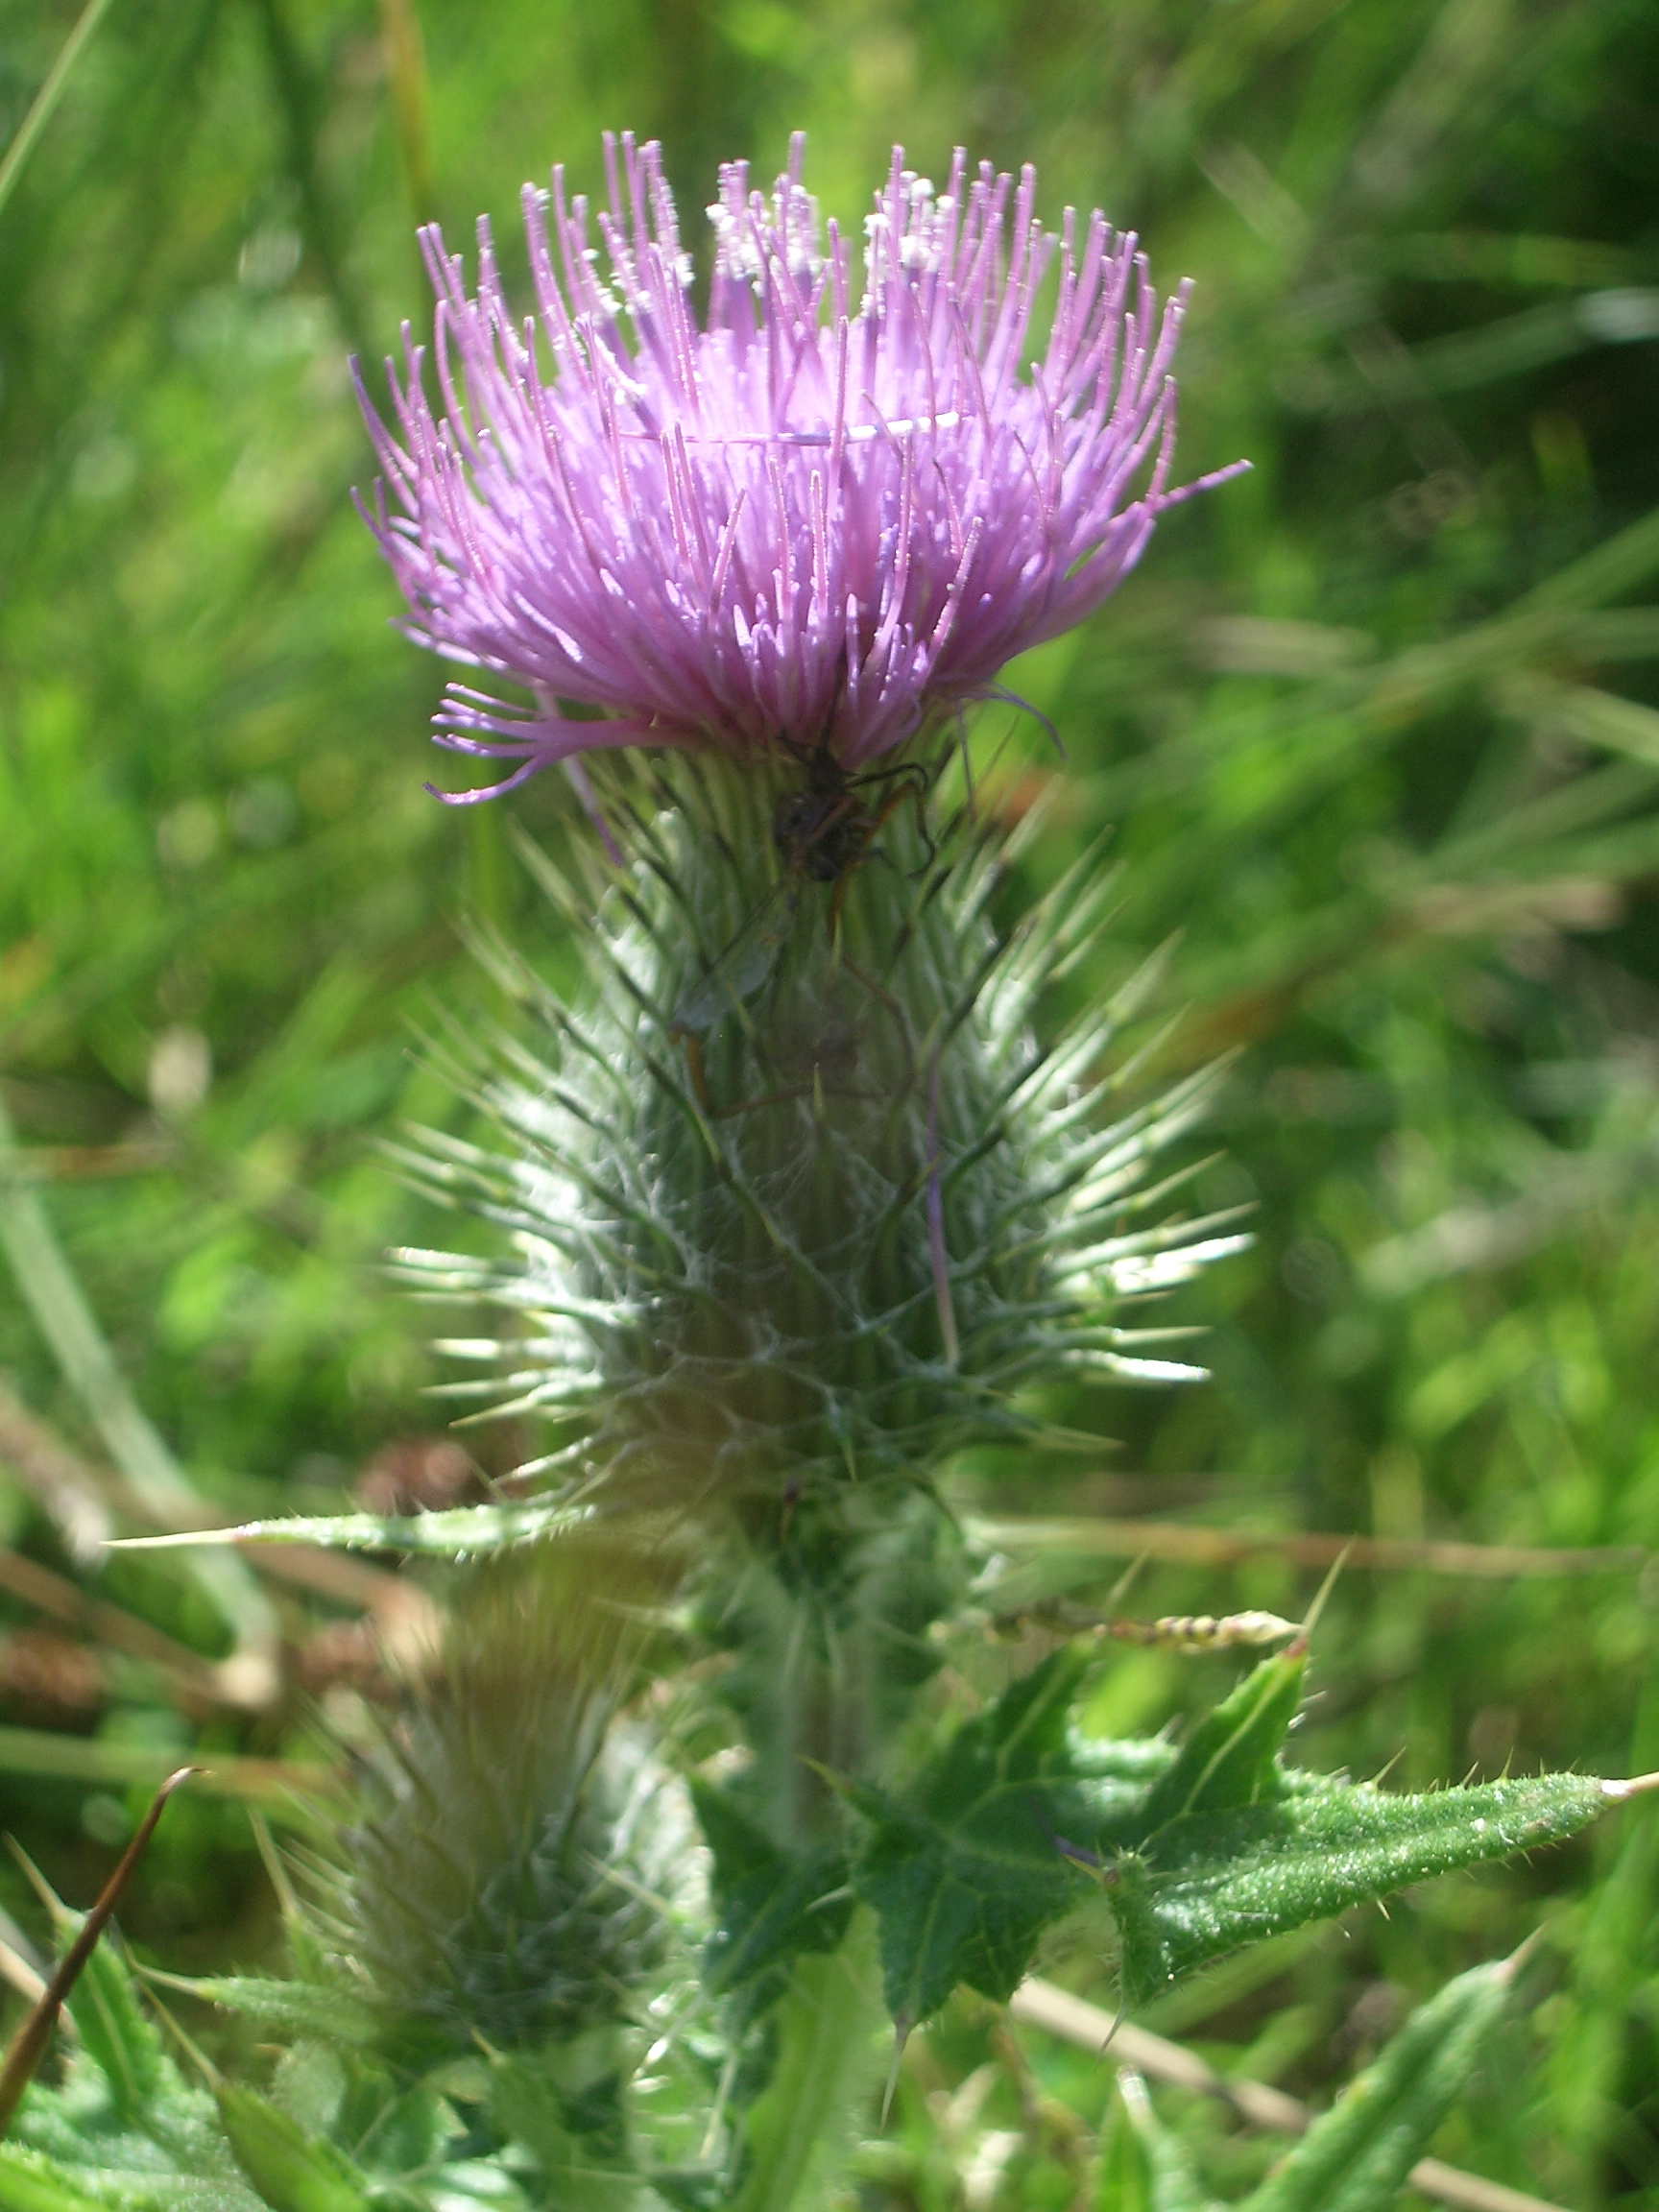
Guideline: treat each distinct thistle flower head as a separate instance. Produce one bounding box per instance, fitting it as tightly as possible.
[358,133,1241,796]
[317,1553,695,2065]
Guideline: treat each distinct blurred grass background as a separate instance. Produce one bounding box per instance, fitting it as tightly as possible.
[4,0,1659,2200]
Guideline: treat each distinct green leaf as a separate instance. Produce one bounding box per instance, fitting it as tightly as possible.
[0,2155,254,2212]
[1097,2073,1214,2212]
[59,1925,175,2128]
[1132,1646,1308,1834]
[1070,1739,1179,1791]
[144,1978,378,2047]
[690,1783,852,2008]
[0,2143,168,2212]
[490,2057,638,2212]
[1097,2105,1157,2212]
[1112,1771,1604,2005]
[1241,1953,1514,2212]
[215,2088,373,2212]
[850,1644,1096,2027]
[5,2080,252,2209]
[727,1916,887,2212]
[108,1498,592,1558]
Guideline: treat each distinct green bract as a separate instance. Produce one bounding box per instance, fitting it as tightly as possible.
[397,749,1238,1545]
[306,1557,695,2071]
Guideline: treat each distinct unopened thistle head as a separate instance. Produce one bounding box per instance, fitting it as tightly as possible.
[319,1556,693,2065]
[357,134,1241,794]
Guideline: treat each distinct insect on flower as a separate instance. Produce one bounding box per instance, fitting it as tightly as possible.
[670,711,935,1112]
[675,705,932,1010]
[770,729,934,892]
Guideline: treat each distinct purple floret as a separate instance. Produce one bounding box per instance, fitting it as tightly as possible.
[357,133,1243,797]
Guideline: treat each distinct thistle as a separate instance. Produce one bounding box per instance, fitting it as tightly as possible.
[310,1550,692,2075]
[367,137,1244,1545]
[355,140,1256,1848]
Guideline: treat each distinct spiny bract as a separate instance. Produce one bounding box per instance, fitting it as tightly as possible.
[399,748,1244,1545]
[311,1557,695,2063]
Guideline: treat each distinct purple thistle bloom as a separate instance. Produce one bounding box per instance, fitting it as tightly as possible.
[358,133,1243,798]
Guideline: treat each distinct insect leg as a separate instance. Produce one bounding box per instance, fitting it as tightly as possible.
[857,768,936,876]
[673,1028,717,1118]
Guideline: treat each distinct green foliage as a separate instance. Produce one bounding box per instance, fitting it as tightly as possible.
[62,1928,171,2128]
[1098,2076,1214,2212]
[838,1644,1611,2026]
[142,1981,378,2047]
[723,1917,887,2212]
[1095,1956,1523,2212]
[487,2040,639,2208]
[1111,1768,1604,2008]
[9,1920,264,2211]
[691,1782,852,2017]
[215,2088,375,2212]
[115,1498,592,1559]
[0,2146,174,2212]
[1131,1642,1309,1833]
[2,1905,685,2209]
[1241,1955,1514,2212]
[850,1643,1097,2027]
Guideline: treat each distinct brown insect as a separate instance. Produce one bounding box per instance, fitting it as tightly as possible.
[770,730,933,899]
[670,726,934,1115]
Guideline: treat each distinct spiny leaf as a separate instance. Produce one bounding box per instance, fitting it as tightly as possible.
[141,1977,378,2047]
[1071,1737,1180,1836]
[215,2086,374,2212]
[108,1499,592,1558]
[726,1920,887,2212]
[850,1643,1096,2026]
[690,1784,853,2008]
[1133,1643,1307,1834]
[1241,1951,1515,2212]
[1113,1771,1604,2005]
[62,1935,173,2128]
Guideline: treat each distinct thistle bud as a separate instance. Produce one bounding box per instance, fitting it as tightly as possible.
[315,1552,691,2068]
